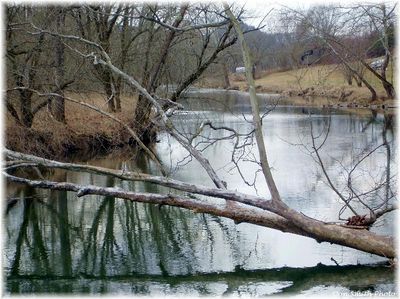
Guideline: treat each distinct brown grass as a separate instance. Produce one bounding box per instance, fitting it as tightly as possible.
[6,92,139,160]
[231,60,396,106]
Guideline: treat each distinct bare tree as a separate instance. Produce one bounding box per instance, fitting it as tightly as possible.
[4,4,396,260]
[6,6,73,127]
[47,7,67,122]
[359,3,396,98]
[280,3,396,101]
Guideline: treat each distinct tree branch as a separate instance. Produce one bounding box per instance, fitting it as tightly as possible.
[4,166,395,258]
[224,4,282,202]
[5,149,273,210]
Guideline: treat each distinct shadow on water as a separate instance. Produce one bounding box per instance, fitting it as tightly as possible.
[5,263,394,295]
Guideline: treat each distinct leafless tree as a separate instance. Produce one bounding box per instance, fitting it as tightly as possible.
[4,4,396,260]
[6,6,73,127]
[357,3,396,98]
[47,7,67,122]
[280,3,396,101]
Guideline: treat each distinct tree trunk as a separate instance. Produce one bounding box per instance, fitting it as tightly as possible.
[114,6,130,113]
[380,4,395,99]
[147,4,188,93]
[94,64,116,112]
[134,99,156,144]
[381,52,395,98]
[222,61,230,89]
[382,80,394,98]
[95,10,120,113]
[105,75,116,112]
[19,89,34,127]
[114,81,121,112]
[354,75,362,87]
[333,52,377,101]
[170,29,237,101]
[134,21,155,141]
[6,100,22,125]
[48,8,66,123]
[4,164,395,259]
[359,74,377,101]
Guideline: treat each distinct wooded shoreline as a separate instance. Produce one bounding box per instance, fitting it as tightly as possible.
[6,89,394,161]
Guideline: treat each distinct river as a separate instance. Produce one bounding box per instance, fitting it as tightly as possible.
[4,89,396,295]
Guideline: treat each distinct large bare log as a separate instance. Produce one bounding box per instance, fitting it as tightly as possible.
[4,168,395,258]
[5,149,271,209]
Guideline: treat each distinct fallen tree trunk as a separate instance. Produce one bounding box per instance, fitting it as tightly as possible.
[4,150,395,258]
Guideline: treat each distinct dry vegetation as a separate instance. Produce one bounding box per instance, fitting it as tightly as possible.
[6,92,138,160]
[231,60,396,107]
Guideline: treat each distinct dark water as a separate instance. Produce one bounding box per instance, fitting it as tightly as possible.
[4,90,397,295]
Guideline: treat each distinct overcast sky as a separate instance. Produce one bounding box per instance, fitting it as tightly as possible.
[224,0,396,30]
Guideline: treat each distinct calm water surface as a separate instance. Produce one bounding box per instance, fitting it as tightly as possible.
[4,90,396,295]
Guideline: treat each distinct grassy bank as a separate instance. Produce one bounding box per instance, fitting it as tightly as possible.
[230,62,396,107]
[6,93,139,160]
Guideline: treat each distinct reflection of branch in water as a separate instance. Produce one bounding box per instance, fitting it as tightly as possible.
[382,114,394,209]
[10,197,33,276]
[147,205,169,276]
[208,214,240,257]
[28,196,51,275]
[100,196,116,277]
[200,214,215,266]
[240,232,260,268]
[121,201,136,267]
[8,193,52,276]
[361,110,378,133]
[80,197,109,275]
[158,206,193,274]
[56,187,72,277]
[134,202,148,268]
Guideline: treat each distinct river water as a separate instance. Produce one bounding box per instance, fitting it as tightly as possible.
[4,90,396,295]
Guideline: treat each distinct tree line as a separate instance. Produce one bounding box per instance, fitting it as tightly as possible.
[6,3,396,136]
[6,3,245,137]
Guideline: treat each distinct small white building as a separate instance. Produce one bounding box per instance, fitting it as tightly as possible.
[235,66,246,73]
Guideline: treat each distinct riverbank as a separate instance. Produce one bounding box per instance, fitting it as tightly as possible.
[228,63,396,109]
[5,84,395,161]
[5,93,140,161]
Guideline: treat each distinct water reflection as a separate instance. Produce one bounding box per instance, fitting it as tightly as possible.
[5,91,396,295]
[8,183,394,293]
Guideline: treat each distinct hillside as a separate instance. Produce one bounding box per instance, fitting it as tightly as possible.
[231,61,395,107]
